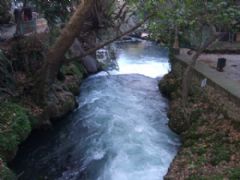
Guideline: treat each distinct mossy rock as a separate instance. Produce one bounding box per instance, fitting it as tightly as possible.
[62,62,86,95]
[63,74,81,95]
[168,107,190,134]
[47,86,76,119]
[159,73,181,99]
[0,102,31,161]
[65,79,80,95]
[61,63,84,78]
[73,62,88,76]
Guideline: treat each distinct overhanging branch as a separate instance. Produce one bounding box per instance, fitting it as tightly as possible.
[66,14,153,63]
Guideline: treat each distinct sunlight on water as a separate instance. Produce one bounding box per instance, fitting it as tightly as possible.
[95,40,170,78]
[116,55,170,78]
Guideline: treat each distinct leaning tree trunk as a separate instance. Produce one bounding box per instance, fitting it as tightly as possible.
[34,0,94,104]
[181,33,222,107]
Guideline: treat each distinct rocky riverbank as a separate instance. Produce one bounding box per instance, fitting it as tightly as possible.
[0,60,87,179]
[0,26,121,177]
[160,59,240,179]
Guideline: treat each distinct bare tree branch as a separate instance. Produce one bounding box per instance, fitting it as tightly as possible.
[65,15,153,63]
[114,2,127,20]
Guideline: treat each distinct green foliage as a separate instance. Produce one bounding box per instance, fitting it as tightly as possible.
[228,168,240,180]
[210,143,231,166]
[0,50,14,90]
[0,0,11,24]
[27,113,39,129]
[159,72,181,99]
[61,63,83,78]
[61,62,85,95]
[188,169,240,180]
[192,146,207,156]
[73,62,87,76]
[188,174,225,180]
[10,36,44,74]
[137,0,240,48]
[0,102,31,160]
[182,130,200,147]
[28,0,79,26]
[189,109,202,123]
[187,175,205,180]
[0,160,16,180]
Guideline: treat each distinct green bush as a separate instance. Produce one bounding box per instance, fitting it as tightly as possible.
[0,102,31,159]
[210,144,231,166]
[61,63,84,78]
[190,109,203,123]
[0,163,16,180]
[188,174,225,180]
[159,73,181,99]
[228,168,240,180]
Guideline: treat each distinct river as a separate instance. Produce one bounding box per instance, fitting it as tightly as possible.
[11,40,180,180]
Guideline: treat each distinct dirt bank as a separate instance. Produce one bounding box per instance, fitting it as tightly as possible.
[160,60,240,179]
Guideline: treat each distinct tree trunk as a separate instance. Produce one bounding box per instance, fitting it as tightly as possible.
[173,26,180,55]
[182,51,201,107]
[35,0,94,103]
[66,14,152,62]
[173,26,179,49]
[181,33,222,107]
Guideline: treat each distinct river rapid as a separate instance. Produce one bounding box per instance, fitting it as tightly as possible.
[11,40,180,180]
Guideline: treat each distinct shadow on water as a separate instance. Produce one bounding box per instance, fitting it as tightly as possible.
[10,40,180,180]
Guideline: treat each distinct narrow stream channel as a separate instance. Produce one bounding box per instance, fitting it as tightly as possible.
[11,40,180,180]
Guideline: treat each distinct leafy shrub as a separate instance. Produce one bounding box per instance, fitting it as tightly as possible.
[210,144,231,166]
[0,102,31,160]
[228,168,240,180]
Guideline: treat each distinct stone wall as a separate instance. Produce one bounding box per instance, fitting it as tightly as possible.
[163,56,240,179]
[172,56,240,123]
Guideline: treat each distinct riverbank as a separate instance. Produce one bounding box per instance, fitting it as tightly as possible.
[0,59,87,179]
[8,40,179,179]
[160,55,240,179]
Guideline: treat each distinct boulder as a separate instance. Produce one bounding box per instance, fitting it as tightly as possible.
[81,55,98,74]
[70,38,99,74]
[47,83,76,120]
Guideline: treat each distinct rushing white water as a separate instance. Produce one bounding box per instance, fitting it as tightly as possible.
[96,41,170,78]
[11,40,180,180]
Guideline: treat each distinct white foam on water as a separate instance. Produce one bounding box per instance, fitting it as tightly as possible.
[12,41,179,180]
[94,41,170,79]
[82,42,179,180]
[115,55,170,78]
